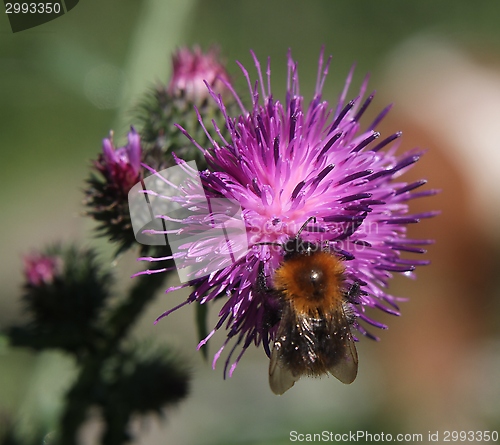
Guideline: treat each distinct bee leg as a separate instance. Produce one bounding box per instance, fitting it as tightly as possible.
[347,281,360,299]
[343,282,363,325]
[345,281,365,304]
[342,302,357,325]
[262,304,282,358]
[256,262,271,293]
[256,263,282,358]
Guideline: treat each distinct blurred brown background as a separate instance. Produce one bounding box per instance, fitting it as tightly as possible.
[1,1,499,444]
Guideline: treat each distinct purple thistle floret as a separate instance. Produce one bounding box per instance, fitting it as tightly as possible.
[168,46,231,102]
[23,253,60,287]
[136,48,438,378]
[101,127,142,193]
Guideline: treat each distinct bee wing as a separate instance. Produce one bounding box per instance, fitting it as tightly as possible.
[269,344,300,395]
[326,308,358,384]
[268,306,300,395]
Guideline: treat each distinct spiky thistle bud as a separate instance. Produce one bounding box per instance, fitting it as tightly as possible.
[137,46,236,171]
[85,128,143,255]
[10,245,112,354]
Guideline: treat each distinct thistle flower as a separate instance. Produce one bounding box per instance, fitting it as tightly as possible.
[136,49,438,380]
[168,46,231,102]
[138,46,235,172]
[23,253,60,287]
[101,128,142,191]
[85,127,143,254]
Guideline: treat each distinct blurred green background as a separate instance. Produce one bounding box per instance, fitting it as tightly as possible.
[1,1,500,444]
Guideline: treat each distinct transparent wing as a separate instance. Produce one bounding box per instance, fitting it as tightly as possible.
[268,307,300,395]
[269,343,300,395]
[326,308,358,384]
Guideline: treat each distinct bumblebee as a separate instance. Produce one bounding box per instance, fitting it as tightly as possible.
[258,218,360,395]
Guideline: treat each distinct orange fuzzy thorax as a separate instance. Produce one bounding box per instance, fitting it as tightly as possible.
[273,251,345,316]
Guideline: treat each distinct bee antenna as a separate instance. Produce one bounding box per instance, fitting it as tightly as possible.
[296,216,317,238]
